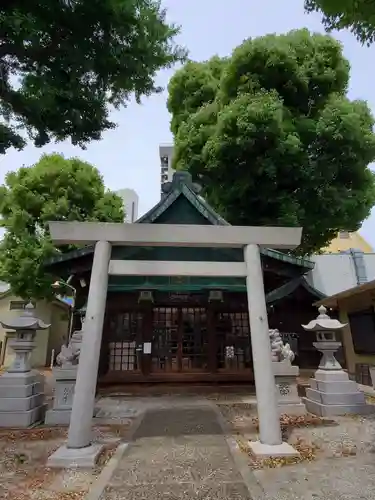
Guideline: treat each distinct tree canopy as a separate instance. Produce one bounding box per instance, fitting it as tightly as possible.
[305,0,375,45]
[0,0,186,154]
[0,153,124,299]
[168,29,375,255]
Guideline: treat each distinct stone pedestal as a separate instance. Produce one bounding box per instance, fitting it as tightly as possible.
[273,362,306,415]
[0,371,46,427]
[302,306,373,417]
[45,367,77,425]
[45,327,84,426]
[303,368,372,417]
[46,444,103,468]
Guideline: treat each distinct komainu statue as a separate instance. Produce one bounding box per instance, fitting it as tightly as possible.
[56,344,80,368]
[269,328,295,363]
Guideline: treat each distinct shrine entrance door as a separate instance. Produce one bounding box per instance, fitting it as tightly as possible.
[151,306,208,373]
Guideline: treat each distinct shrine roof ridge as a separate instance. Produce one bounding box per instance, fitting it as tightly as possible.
[46,170,314,270]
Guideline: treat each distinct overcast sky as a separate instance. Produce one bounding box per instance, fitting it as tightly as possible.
[1,0,374,247]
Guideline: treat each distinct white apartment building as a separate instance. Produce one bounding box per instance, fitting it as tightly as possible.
[116,188,139,223]
[159,144,175,196]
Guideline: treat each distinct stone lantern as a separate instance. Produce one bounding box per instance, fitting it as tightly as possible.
[302,305,371,416]
[0,302,50,427]
[304,305,345,371]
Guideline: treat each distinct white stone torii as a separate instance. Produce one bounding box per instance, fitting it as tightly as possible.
[47,222,302,467]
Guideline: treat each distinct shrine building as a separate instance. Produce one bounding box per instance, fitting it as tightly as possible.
[47,171,327,385]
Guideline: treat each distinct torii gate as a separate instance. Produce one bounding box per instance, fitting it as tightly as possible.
[47,222,302,466]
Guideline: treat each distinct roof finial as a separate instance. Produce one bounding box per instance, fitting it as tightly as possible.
[166,171,202,194]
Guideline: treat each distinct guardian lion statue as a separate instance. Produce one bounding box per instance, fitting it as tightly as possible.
[269,329,295,363]
[56,344,80,368]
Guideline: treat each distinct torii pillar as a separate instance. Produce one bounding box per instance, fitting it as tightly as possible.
[46,221,302,467]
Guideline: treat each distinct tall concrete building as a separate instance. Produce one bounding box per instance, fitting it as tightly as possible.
[116,188,139,223]
[159,144,175,196]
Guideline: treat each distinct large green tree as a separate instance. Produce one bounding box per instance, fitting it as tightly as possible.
[0,0,186,154]
[0,153,124,299]
[305,0,375,45]
[168,29,375,255]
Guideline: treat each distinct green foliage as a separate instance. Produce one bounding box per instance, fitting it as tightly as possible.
[0,0,187,154]
[305,0,375,45]
[168,29,375,255]
[168,56,227,135]
[0,153,124,299]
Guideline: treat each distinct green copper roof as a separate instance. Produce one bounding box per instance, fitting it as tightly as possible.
[265,276,325,304]
[138,171,314,270]
[49,245,95,265]
[47,171,314,270]
[137,172,228,226]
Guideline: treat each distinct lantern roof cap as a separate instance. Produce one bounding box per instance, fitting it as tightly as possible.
[0,302,50,330]
[302,305,347,332]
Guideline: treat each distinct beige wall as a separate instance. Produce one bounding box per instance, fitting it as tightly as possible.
[324,231,373,253]
[47,304,70,363]
[0,294,69,369]
[337,291,375,375]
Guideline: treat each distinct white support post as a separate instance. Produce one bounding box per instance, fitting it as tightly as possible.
[47,240,111,468]
[244,244,299,458]
[67,240,111,448]
[244,245,282,444]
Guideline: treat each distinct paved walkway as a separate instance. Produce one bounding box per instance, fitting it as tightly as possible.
[99,404,254,500]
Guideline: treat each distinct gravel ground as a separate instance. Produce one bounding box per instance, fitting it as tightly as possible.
[0,424,131,500]
[219,402,375,499]
[7,378,373,499]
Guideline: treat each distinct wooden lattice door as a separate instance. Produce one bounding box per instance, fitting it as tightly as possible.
[151,306,208,373]
[107,312,143,372]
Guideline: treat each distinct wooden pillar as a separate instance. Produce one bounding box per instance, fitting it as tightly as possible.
[207,306,217,372]
[177,308,183,372]
[140,304,153,376]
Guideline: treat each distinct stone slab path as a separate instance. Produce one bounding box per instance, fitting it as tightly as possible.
[99,405,254,499]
